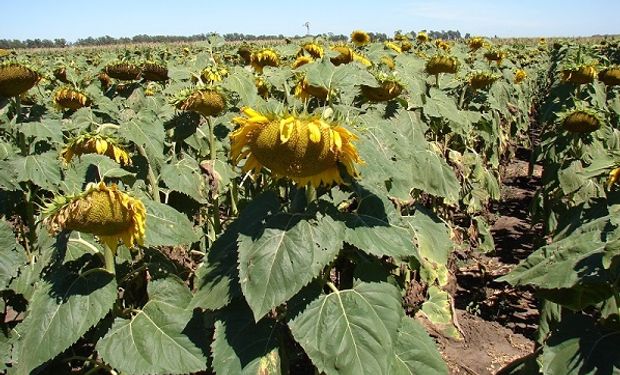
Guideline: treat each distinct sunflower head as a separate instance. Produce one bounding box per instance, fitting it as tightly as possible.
[54,87,92,110]
[351,30,371,46]
[435,39,451,52]
[0,49,10,58]
[330,45,354,66]
[301,42,324,58]
[561,64,597,85]
[468,71,501,90]
[558,106,604,134]
[62,133,131,165]
[230,107,363,187]
[43,182,145,252]
[416,31,429,43]
[514,69,527,84]
[199,65,229,84]
[53,67,69,84]
[468,37,486,51]
[384,42,402,54]
[360,71,403,102]
[294,77,329,101]
[0,63,40,97]
[425,55,459,75]
[483,48,507,65]
[251,49,280,73]
[141,62,169,82]
[238,45,253,65]
[104,62,141,81]
[598,66,620,86]
[292,55,314,69]
[98,72,111,89]
[255,77,270,99]
[172,87,226,117]
[400,40,413,52]
[380,56,396,70]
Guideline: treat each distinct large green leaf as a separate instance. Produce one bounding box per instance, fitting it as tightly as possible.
[143,199,199,247]
[418,286,462,340]
[13,151,62,192]
[0,219,25,289]
[239,210,344,321]
[289,282,403,375]
[423,87,462,124]
[97,277,208,375]
[389,316,448,375]
[541,313,620,375]
[18,119,63,146]
[61,154,135,194]
[160,155,207,203]
[119,113,165,168]
[14,268,116,375]
[211,301,281,375]
[222,66,261,107]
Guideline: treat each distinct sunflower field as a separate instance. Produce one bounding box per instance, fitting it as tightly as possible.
[0,31,619,374]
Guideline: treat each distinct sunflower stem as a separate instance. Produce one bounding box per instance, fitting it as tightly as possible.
[206,117,216,161]
[14,96,28,155]
[211,195,221,236]
[136,144,160,202]
[23,185,37,262]
[230,180,239,216]
[305,185,316,205]
[435,74,440,89]
[103,245,116,274]
[326,281,339,294]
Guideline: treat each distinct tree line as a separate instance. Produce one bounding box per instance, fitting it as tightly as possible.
[0,30,464,49]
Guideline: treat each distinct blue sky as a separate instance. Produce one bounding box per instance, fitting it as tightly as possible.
[1,0,618,42]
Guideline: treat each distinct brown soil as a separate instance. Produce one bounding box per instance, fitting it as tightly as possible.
[435,148,543,374]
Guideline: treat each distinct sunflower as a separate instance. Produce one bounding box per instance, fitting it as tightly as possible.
[238,45,253,65]
[385,42,402,54]
[380,56,396,70]
[62,133,131,165]
[43,182,146,252]
[353,52,372,67]
[360,72,403,102]
[0,49,10,58]
[0,63,40,97]
[104,62,141,81]
[416,31,429,43]
[199,66,229,84]
[426,55,459,75]
[292,55,314,69]
[301,42,324,58]
[561,65,597,84]
[172,87,226,117]
[607,167,620,190]
[250,49,280,73]
[435,39,451,51]
[230,107,363,187]
[255,77,270,99]
[484,49,506,65]
[559,107,604,133]
[141,62,169,82]
[54,87,92,110]
[98,72,112,90]
[294,78,329,101]
[400,40,413,52]
[53,67,69,84]
[598,67,620,86]
[330,45,354,66]
[468,37,486,51]
[351,30,371,46]
[468,71,501,90]
[514,69,527,84]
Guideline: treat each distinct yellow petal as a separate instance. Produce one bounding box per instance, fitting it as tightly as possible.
[331,129,342,151]
[279,117,295,143]
[308,121,321,143]
[95,139,107,154]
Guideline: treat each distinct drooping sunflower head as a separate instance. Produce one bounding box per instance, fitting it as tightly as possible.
[171,86,226,117]
[198,65,229,84]
[468,37,486,51]
[483,48,507,65]
[380,56,396,70]
[301,42,324,59]
[468,71,501,90]
[250,49,280,73]
[425,55,459,75]
[43,182,146,252]
[53,66,69,84]
[561,64,597,85]
[237,45,253,65]
[514,69,527,84]
[255,77,270,99]
[0,63,40,97]
[435,39,451,52]
[400,40,413,52]
[141,62,169,82]
[0,49,10,58]
[416,31,429,43]
[330,45,354,66]
[230,107,363,187]
[352,52,372,67]
[351,30,371,47]
[598,66,620,86]
[292,55,314,69]
[384,42,402,54]
[98,72,112,90]
[53,86,92,111]
[61,133,131,165]
[360,71,403,102]
[558,106,605,134]
[104,62,142,81]
[294,77,329,101]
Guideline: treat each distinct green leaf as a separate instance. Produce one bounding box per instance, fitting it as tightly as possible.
[61,154,135,194]
[0,219,25,289]
[238,210,344,321]
[404,208,453,285]
[289,282,403,375]
[541,313,620,375]
[390,316,448,375]
[222,66,261,107]
[401,149,460,203]
[211,301,281,375]
[160,155,207,203]
[0,160,19,190]
[13,151,62,192]
[18,119,63,146]
[423,87,462,124]
[97,277,208,375]
[14,268,116,375]
[143,199,199,247]
[119,113,165,168]
[418,286,462,340]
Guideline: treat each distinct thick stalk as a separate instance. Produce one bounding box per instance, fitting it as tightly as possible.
[23,185,37,262]
[103,245,116,274]
[230,180,239,216]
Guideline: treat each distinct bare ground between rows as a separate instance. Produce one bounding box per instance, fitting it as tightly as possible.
[437,148,543,375]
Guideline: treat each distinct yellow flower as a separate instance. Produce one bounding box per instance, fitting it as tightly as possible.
[104,62,141,81]
[301,42,324,58]
[0,63,40,97]
[230,107,363,187]
[416,31,429,43]
[426,55,459,75]
[468,37,486,51]
[353,52,372,67]
[598,67,620,86]
[608,167,620,190]
[141,62,169,82]
[294,78,329,101]
[62,133,131,165]
[468,71,500,90]
[484,49,507,65]
[351,30,371,46]
[384,42,402,54]
[330,45,354,66]
[561,109,602,133]
[54,87,91,110]
[360,80,403,102]
[514,69,527,84]
[435,39,451,51]
[173,88,226,117]
[250,49,280,73]
[292,55,313,69]
[199,66,228,84]
[43,182,146,252]
[561,65,597,85]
